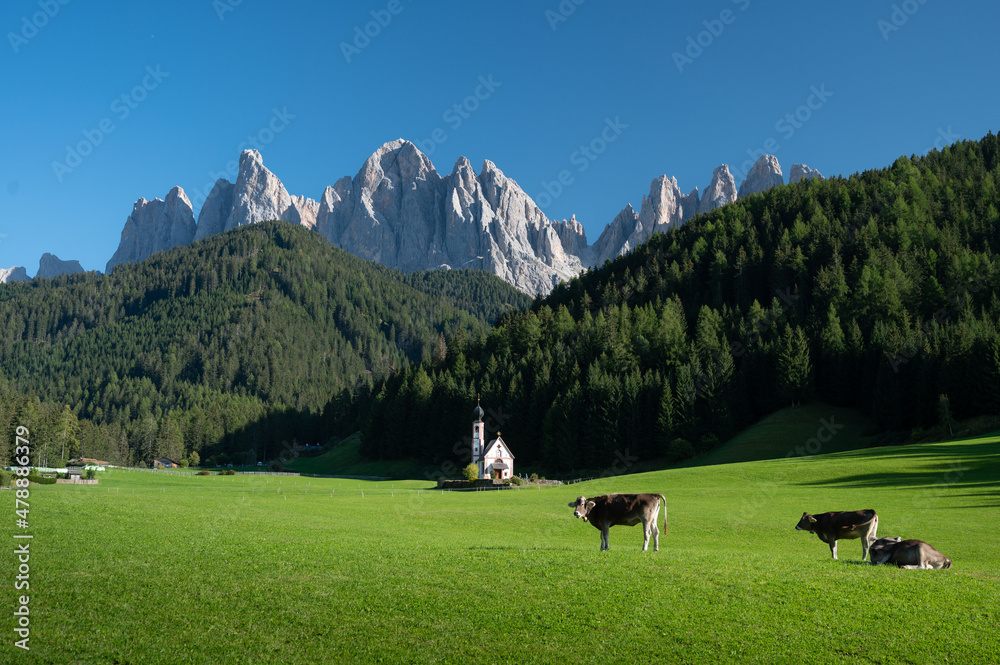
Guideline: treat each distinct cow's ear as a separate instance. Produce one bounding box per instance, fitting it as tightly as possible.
[807,516,817,523]
[894,537,901,542]
[567,502,575,508]
[586,501,596,510]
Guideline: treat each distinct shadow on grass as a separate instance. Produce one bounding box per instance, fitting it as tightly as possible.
[796,440,1000,494]
[838,560,876,568]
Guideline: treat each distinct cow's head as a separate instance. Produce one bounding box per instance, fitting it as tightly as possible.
[568,496,595,521]
[867,536,902,565]
[795,512,818,531]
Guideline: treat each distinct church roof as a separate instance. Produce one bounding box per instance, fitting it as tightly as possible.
[482,435,514,459]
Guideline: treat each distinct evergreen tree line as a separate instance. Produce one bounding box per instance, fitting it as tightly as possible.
[359,134,1000,474]
[0,222,530,467]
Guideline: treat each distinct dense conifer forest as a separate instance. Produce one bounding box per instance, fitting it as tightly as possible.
[0,222,530,467]
[361,135,1000,473]
[3,136,998,474]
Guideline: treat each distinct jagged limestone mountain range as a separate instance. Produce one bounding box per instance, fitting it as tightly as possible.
[102,141,821,294]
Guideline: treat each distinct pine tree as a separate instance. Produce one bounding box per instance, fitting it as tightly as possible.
[777,326,813,406]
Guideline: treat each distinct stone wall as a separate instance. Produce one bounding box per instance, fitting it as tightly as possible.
[437,478,510,490]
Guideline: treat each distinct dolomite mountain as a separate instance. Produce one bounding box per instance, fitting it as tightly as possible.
[106,186,197,273]
[314,141,585,295]
[103,142,821,295]
[193,149,318,243]
[0,266,29,283]
[738,154,785,199]
[590,167,730,266]
[700,165,740,215]
[37,253,85,279]
[789,163,824,184]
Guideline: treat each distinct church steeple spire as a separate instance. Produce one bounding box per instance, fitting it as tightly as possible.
[471,397,486,478]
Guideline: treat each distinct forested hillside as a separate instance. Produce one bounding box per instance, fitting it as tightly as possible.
[361,134,1000,473]
[0,222,530,467]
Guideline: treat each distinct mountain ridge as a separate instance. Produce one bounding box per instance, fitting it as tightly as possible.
[94,141,821,294]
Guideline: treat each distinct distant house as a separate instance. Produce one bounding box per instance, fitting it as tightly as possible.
[153,458,181,469]
[470,400,515,480]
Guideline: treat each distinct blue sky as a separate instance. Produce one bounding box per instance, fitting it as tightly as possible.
[2,0,998,274]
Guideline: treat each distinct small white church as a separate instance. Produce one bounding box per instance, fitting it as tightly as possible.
[471,400,514,480]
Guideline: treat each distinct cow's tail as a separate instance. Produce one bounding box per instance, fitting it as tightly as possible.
[853,510,879,529]
[658,494,667,536]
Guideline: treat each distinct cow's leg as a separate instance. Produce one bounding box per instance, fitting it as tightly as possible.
[601,527,609,551]
[642,520,651,551]
[652,522,660,552]
[862,535,870,561]
[830,539,838,560]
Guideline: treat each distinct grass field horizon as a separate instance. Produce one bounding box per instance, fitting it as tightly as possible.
[4,429,998,663]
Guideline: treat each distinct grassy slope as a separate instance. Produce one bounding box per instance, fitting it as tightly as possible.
[4,434,998,664]
[691,402,880,467]
[283,433,421,479]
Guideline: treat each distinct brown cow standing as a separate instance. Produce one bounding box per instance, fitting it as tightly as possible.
[568,493,666,551]
[795,509,879,560]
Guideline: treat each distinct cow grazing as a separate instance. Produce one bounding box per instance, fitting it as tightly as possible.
[795,509,879,560]
[868,537,952,569]
[568,493,666,551]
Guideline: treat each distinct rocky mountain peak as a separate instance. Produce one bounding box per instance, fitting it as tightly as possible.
[106,186,197,273]
[193,151,317,243]
[103,139,822,296]
[591,203,641,266]
[700,165,738,214]
[0,266,29,283]
[193,179,235,241]
[553,214,590,259]
[738,155,784,198]
[284,195,319,230]
[590,174,700,268]
[229,149,293,231]
[37,253,85,279]
[639,176,685,233]
[789,163,824,183]
[449,156,478,192]
[240,148,263,169]
[358,140,439,192]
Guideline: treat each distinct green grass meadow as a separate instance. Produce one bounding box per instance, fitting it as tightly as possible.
[3,433,999,664]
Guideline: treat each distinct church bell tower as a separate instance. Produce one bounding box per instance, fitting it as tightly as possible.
[472,398,485,479]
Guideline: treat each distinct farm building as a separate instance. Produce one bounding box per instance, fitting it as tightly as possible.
[470,400,515,480]
[153,458,181,469]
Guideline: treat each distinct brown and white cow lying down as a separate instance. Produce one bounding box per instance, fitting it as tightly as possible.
[868,537,952,569]
[568,493,666,551]
[795,509,879,560]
